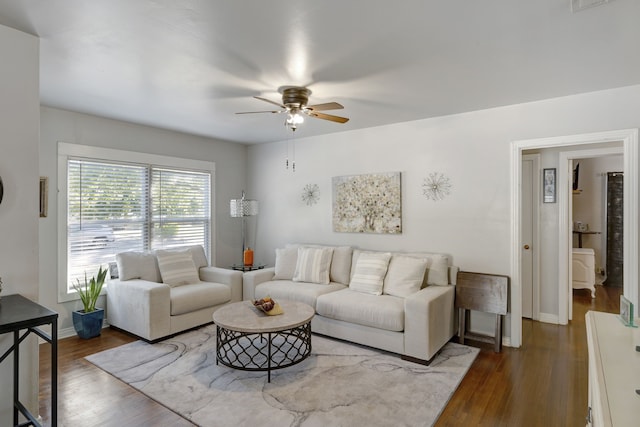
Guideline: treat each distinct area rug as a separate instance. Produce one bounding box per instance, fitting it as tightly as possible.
[86,325,479,427]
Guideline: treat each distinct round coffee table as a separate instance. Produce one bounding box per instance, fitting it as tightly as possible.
[212,300,314,382]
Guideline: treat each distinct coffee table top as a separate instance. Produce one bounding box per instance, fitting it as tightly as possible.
[213,300,314,333]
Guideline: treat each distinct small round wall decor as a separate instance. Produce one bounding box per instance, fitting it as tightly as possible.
[422,172,452,201]
[301,183,320,206]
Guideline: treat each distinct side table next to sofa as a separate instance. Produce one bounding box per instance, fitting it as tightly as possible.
[0,294,58,427]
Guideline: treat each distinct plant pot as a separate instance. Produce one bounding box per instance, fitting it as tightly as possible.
[72,308,104,339]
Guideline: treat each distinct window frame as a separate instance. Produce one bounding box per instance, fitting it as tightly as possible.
[57,142,216,303]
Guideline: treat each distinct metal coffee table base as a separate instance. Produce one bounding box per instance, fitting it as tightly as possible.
[216,322,312,382]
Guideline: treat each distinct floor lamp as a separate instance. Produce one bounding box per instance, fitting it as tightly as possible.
[229,191,259,265]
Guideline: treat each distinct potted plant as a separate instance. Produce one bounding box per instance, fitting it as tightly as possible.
[72,265,107,339]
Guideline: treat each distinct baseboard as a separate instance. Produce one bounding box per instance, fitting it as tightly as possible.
[538,312,560,324]
[46,320,110,341]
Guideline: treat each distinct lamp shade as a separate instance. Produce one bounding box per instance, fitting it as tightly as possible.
[230,192,259,217]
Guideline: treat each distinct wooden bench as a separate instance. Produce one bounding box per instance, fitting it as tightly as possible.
[455,271,509,352]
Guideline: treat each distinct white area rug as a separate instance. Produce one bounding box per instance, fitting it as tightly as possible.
[86,325,478,427]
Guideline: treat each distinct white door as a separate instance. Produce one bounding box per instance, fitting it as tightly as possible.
[521,155,539,319]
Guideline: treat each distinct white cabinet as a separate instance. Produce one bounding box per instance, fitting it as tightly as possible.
[585,311,640,426]
[573,248,596,297]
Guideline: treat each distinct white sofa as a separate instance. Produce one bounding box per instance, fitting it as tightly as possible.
[107,245,242,341]
[243,244,458,364]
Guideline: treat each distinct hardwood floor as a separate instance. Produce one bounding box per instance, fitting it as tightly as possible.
[39,285,621,427]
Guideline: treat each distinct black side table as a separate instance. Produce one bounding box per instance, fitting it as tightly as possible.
[231,264,265,272]
[0,294,58,427]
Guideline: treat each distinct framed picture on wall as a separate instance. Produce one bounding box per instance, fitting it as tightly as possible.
[543,168,556,203]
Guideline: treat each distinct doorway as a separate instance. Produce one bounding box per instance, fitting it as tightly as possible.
[566,151,624,320]
[510,129,638,348]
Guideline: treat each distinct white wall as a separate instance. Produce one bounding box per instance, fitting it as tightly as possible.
[247,84,640,342]
[0,25,40,426]
[39,106,247,334]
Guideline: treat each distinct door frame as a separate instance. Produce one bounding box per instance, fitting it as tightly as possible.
[510,128,638,348]
[522,154,541,320]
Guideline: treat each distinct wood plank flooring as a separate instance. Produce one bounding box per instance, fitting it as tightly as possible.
[39,285,621,427]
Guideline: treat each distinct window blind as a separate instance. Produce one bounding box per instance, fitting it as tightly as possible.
[66,159,210,292]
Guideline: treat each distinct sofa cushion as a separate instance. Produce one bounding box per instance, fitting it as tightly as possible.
[355,250,451,287]
[287,244,353,285]
[169,282,230,316]
[349,252,392,295]
[383,255,428,297]
[156,249,200,287]
[273,247,298,280]
[293,246,334,285]
[255,280,347,309]
[116,251,161,282]
[316,289,405,332]
[425,254,449,286]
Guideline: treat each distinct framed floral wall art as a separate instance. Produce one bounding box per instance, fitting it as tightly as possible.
[332,172,401,234]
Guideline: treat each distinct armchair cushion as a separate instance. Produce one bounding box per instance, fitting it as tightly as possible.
[156,249,200,287]
[169,282,231,315]
[117,251,161,282]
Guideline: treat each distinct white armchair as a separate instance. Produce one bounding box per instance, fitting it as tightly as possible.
[107,245,242,341]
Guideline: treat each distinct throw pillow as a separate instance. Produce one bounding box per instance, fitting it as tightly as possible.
[329,246,353,285]
[293,247,334,285]
[426,255,449,286]
[349,252,392,296]
[286,244,353,284]
[383,255,429,297]
[273,247,298,280]
[116,251,161,282]
[156,249,200,287]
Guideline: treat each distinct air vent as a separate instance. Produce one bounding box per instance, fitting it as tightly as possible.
[571,0,612,12]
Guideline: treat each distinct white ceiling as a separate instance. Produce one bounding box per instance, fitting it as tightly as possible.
[0,0,638,144]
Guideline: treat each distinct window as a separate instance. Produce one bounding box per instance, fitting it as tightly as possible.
[58,143,214,301]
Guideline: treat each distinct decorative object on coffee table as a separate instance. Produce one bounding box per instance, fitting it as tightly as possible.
[212,300,313,382]
[253,296,283,315]
[230,190,259,265]
[72,265,107,339]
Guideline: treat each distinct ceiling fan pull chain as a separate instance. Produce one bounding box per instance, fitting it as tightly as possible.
[292,130,296,172]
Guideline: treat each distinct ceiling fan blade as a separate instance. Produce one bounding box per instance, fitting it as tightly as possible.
[254,96,286,109]
[235,110,283,115]
[308,111,349,123]
[306,102,344,111]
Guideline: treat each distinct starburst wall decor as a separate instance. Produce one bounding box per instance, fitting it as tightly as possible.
[301,183,320,206]
[422,172,452,201]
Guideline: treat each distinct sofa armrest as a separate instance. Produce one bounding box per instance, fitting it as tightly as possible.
[199,266,243,302]
[106,279,171,341]
[404,285,456,361]
[242,267,276,301]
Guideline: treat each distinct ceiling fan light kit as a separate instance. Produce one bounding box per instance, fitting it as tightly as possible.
[236,86,349,132]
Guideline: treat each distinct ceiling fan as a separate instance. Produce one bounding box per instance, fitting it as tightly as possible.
[236,86,349,130]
